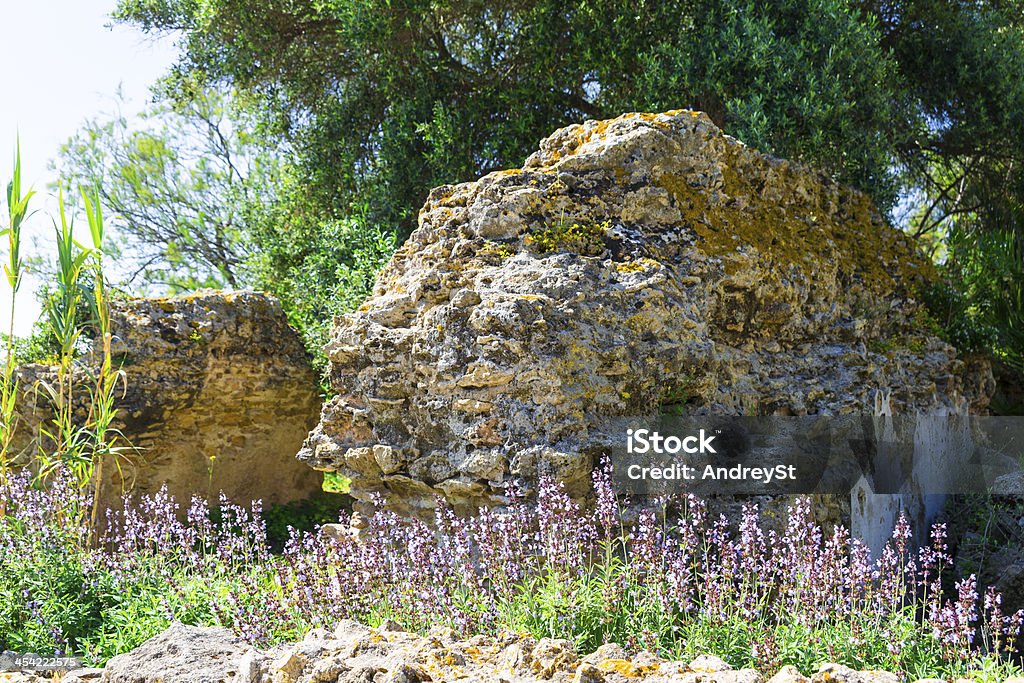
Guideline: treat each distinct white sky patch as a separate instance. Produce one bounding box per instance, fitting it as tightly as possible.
[0,0,179,335]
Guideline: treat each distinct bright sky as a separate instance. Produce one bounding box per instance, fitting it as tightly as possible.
[0,0,179,335]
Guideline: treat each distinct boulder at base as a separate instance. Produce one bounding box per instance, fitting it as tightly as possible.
[299,110,992,519]
[91,619,902,683]
[100,622,256,683]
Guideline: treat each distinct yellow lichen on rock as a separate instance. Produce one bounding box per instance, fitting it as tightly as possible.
[597,658,660,677]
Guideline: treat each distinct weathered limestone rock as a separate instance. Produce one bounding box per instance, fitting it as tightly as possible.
[101,623,257,683]
[13,291,323,510]
[766,666,809,683]
[688,656,732,673]
[810,664,899,683]
[300,110,991,519]
[85,621,921,683]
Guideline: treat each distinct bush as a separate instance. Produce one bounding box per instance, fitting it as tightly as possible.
[246,212,396,381]
[0,469,270,663]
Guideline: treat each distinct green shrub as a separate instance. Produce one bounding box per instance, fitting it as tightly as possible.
[247,213,396,383]
[261,493,349,551]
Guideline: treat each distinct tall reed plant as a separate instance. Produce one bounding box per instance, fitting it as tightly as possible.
[35,185,93,482]
[34,183,127,533]
[80,185,127,534]
[1,141,127,538]
[1,140,34,487]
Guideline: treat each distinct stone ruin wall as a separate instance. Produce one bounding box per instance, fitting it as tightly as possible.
[297,110,995,529]
[9,291,324,512]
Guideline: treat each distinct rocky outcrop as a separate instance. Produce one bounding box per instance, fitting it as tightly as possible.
[0,621,994,683]
[102,623,254,683]
[299,110,992,519]
[80,621,912,683]
[12,291,323,510]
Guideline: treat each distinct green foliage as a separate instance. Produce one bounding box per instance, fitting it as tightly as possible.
[112,0,915,230]
[246,208,396,378]
[55,88,280,292]
[0,328,60,366]
[888,2,1024,373]
[2,143,130,539]
[0,532,104,655]
[2,140,33,474]
[635,0,901,208]
[261,493,349,551]
[477,241,515,260]
[895,2,1024,238]
[0,498,265,663]
[117,0,656,234]
[925,226,1024,374]
[944,495,1024,593]
[116,0,1024,224]
[867,337,900,355]
[4,139,33,293]
[496,545,1017,680]
[321,471,351,494]
[503,558,673,655]
[2,473,1022,680]
[45,187,93,361]
[658,381,695,416]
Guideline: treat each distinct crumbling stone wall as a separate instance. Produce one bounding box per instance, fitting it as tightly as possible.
[299,110,992,521]
[12,291,323,510]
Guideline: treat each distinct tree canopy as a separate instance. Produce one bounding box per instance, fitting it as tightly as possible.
[54,88,283,292]
[112,1,908,225]
[90,0,1024,375]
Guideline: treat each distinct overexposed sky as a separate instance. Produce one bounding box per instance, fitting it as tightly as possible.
[0,0,179,335]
